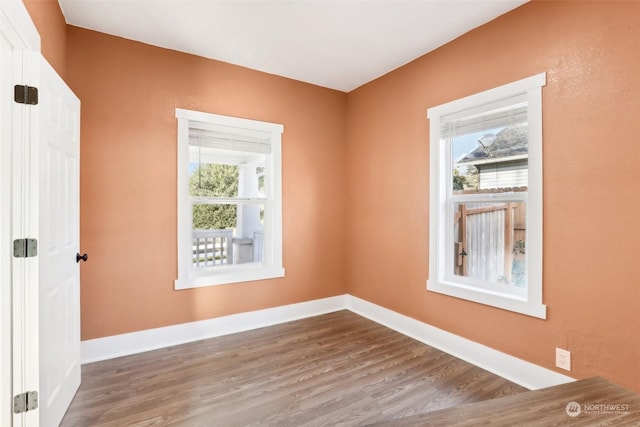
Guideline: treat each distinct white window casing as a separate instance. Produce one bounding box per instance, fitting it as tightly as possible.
[175,108,284,289]
[427,73,547,319]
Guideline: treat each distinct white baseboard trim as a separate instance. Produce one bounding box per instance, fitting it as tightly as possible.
[345,295,574,390]
[81,295,348,364]
[82,293,574,391]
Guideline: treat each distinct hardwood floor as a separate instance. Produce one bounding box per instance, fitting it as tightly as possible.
[370,376,640,426]
[60,310,526,426]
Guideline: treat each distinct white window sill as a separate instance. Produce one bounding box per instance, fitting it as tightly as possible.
[427,279,547,319]
[175,267,285,290]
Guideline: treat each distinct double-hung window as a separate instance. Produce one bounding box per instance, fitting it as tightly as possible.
[427,74,546,319]
[175,109,284,289]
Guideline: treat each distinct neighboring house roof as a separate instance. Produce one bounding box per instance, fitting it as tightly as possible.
[457,124,528,167]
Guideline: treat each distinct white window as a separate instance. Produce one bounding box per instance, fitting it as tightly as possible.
[427,74,546,319]
[175,109,284,289]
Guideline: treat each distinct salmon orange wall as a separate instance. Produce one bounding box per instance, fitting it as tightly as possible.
[346,0,640,391]
[25,0,640,392]
[64,27,348,340]
[22,0,66,77]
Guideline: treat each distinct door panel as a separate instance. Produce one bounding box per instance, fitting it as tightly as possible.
[39,57,81,427]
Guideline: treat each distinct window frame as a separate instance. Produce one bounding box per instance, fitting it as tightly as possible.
[175,108,284,289]
[427,73,547,319]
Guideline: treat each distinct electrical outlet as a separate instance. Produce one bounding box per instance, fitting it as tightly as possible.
[556,348,571,371]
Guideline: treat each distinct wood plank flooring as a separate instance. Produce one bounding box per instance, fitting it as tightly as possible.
[60,310,526,426]
[369,376,640,426]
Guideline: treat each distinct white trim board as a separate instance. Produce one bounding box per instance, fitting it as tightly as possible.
[81,295,348,364]
[81,294,574,390]
[345,295,574,390]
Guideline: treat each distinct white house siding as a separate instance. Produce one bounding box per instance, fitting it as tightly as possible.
[478,160,527,190]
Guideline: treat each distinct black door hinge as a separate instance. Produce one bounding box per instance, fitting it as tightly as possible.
[14,85,38,105]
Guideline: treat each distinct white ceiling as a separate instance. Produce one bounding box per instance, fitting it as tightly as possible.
[58,0,528,93]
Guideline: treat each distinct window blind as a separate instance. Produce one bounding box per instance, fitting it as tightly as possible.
[188,128,271,154]
[441,94,528,138]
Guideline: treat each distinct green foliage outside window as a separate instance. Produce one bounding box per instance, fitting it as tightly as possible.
[453,166,479,191]
[190,164,238,229]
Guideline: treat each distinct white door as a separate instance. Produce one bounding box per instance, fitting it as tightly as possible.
[38,57,81,427]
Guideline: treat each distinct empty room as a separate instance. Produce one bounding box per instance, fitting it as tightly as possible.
[2,0,639,425]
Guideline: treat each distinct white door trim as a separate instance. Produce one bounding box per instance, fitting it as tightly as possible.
[0,0,40,51]
[0,1,41,426]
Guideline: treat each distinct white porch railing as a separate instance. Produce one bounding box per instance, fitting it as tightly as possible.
[253,231,264,263]
[193,230,264,267]
[192,229,233,267]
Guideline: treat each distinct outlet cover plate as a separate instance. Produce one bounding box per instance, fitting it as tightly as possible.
[556,348,571,371]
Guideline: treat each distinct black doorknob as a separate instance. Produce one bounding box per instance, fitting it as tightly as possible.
[76,253,88,263]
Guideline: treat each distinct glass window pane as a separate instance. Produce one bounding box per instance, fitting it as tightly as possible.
[452,201,526,288]
[193,203,237,231]
[188,143,267,198]
[192,203,264,268]
[189,163,239,198]
[452,123,528,195]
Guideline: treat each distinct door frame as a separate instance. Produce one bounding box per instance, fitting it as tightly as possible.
[0,1,41,426]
